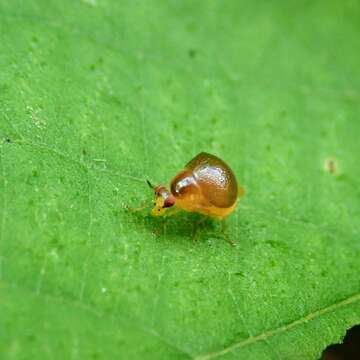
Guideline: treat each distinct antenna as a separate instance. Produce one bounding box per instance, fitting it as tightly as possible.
[146,179,154,189]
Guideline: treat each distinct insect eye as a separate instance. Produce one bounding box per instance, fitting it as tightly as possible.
[163,195,175,208]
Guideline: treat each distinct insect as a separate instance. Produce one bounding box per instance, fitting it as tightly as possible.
[147,152,244,219]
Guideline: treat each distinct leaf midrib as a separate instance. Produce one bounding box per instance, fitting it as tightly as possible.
[3,280,359,360]
[195,293,360,360]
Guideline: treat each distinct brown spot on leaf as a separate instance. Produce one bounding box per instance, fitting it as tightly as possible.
[324,157,338,175]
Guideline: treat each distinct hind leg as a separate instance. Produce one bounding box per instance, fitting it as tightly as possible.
[220,220,236,246]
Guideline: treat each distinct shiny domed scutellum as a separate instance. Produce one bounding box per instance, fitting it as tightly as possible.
[149,152,244,219]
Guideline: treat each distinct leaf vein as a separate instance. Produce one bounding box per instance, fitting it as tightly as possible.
[195,292,360,360]
[1,281,192,358]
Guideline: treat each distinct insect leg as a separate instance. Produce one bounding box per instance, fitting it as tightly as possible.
[220,220,236,246]
[125,202,149,212]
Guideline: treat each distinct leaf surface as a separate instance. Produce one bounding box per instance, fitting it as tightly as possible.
[1,1,360,359]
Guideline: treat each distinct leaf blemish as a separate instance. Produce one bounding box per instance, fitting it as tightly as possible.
[188,49,197,58]
[324,157,338,175]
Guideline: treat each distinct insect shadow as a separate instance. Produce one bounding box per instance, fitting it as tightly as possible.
[127,208,218,243]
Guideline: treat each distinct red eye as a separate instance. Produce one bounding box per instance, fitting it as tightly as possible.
[164,195,176,208]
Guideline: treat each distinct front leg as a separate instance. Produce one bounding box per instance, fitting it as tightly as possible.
[125,201,150,212]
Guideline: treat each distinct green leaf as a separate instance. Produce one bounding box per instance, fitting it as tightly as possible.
[1,1,360,359]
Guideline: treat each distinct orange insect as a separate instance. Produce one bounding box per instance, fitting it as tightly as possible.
[147,152,245,219]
